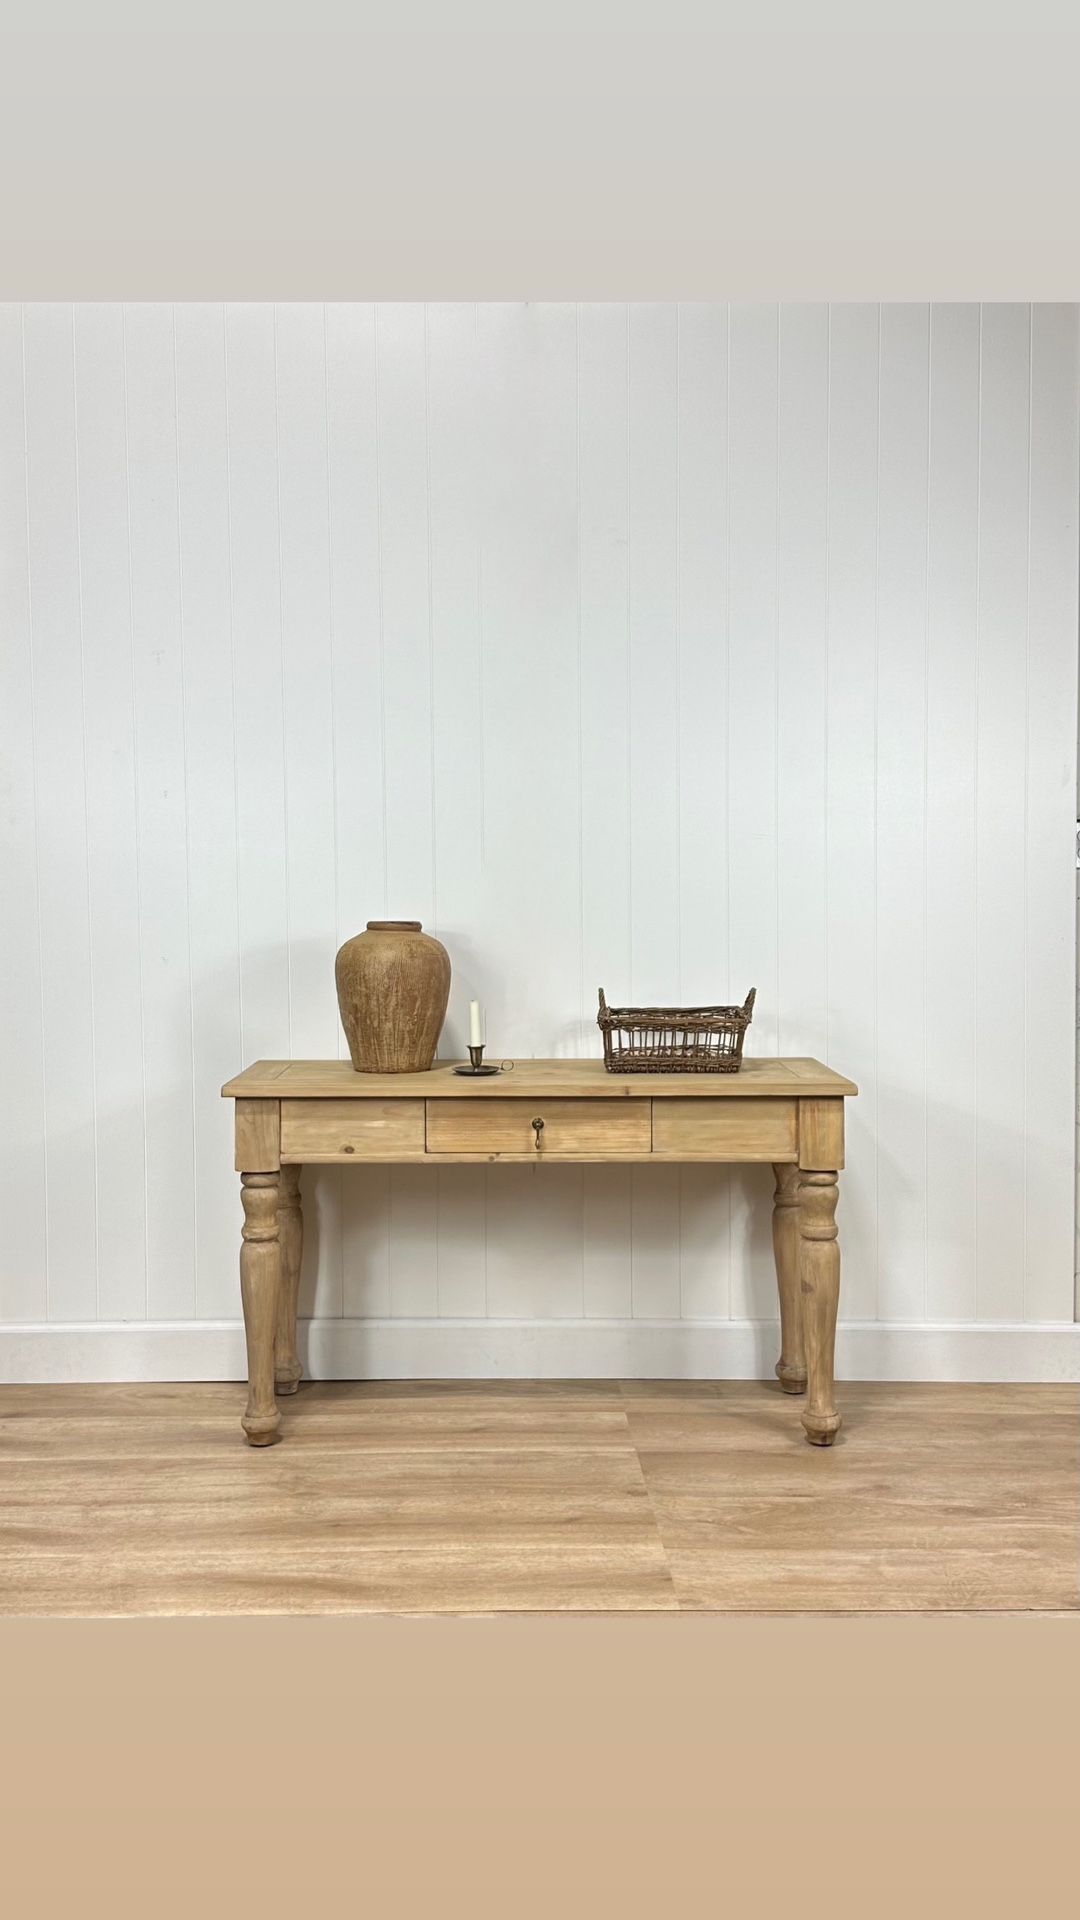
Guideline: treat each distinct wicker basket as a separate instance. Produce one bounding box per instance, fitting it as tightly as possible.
[597,986,757,1074]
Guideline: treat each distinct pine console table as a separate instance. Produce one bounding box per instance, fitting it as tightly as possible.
[222,1057,858,1450]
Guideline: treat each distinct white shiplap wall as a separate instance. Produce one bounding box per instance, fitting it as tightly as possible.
[1,303,1077,1383]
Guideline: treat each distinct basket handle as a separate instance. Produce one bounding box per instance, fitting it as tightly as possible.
[598,987,608,1013]
[743,987,757,1017]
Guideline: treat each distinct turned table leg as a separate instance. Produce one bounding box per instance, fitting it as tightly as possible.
[240,1171,282,1446]
[798,1171,842,1446]
[275,1164,304,1395]
[771,1162,807,1395]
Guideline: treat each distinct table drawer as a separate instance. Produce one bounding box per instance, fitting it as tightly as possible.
[426,1098,651,1158]
[280,1099,425,1160]
[652,1097,797,1160]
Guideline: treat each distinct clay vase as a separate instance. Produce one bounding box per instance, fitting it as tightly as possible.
[334,921,451,1073]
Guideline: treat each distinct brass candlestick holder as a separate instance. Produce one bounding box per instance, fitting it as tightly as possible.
[454,1042,503,1078]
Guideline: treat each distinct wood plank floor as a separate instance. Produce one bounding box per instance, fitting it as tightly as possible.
[1,1380,1076,1615]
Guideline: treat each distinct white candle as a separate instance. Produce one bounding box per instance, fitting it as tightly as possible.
[469,1000,484,1048]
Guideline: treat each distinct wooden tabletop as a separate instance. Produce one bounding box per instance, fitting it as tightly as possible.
[222,1057,858,1099]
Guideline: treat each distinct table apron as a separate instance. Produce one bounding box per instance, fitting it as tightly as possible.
[236,1093,844,1169]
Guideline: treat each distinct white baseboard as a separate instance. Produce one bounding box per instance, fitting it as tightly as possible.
[2,1318,1079,1383]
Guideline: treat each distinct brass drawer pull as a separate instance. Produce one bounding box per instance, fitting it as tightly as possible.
[532,1117,544,1151]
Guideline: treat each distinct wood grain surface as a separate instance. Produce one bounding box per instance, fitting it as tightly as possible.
[279,1098,426,1161]
[1,1380,1074,1615]
[652,1096,798,1159]
[222,1057,859,1100]
[426,1098,652,1157]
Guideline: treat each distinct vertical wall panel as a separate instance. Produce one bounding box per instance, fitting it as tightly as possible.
[777,304,829,1062]
[325,301,386,955]
[675,303,729,1002]
[975,305,1031,1324]
[124,304,196,1321]
[678,1164,731,1322]
[631,1165,682,1319]
[579,304,632,1032]
[628,304,679,1005]
[625,305,681,1322]
[174,305,243,1321]
[477,302,580,1058]
[579,304,633,1319]
[275,303,342,1319]
[728,305,781,1052]
[0,306,48,1320]
[427,301,485,1041]
[1024,304,1080,1321]
[875,305,930,1323]
[486,1167,583,1320]
[388,1168,439,1319]
[340,1168,391,1321]
[825,305,881,1322]
[375,304,440,1317]
[75,305,148,1323]
[275,304,338,1060]
[23,305,98,1321]
[675,303,732,1319]
[324,304,390,1317]
[435,1165,488,1319]
[427,302,487,1315]
[583,1167,633,1320]
[224,304,290,1063]
[475,303,585,1305]
[924,303,980,1322]
[1,304,1076,1357]
[376,303,436,927]
[727,305,780,1320]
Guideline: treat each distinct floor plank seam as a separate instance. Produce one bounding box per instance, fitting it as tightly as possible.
[624,1435,685,1610]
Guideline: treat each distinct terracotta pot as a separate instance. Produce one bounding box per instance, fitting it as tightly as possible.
[334,921,451,1073]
